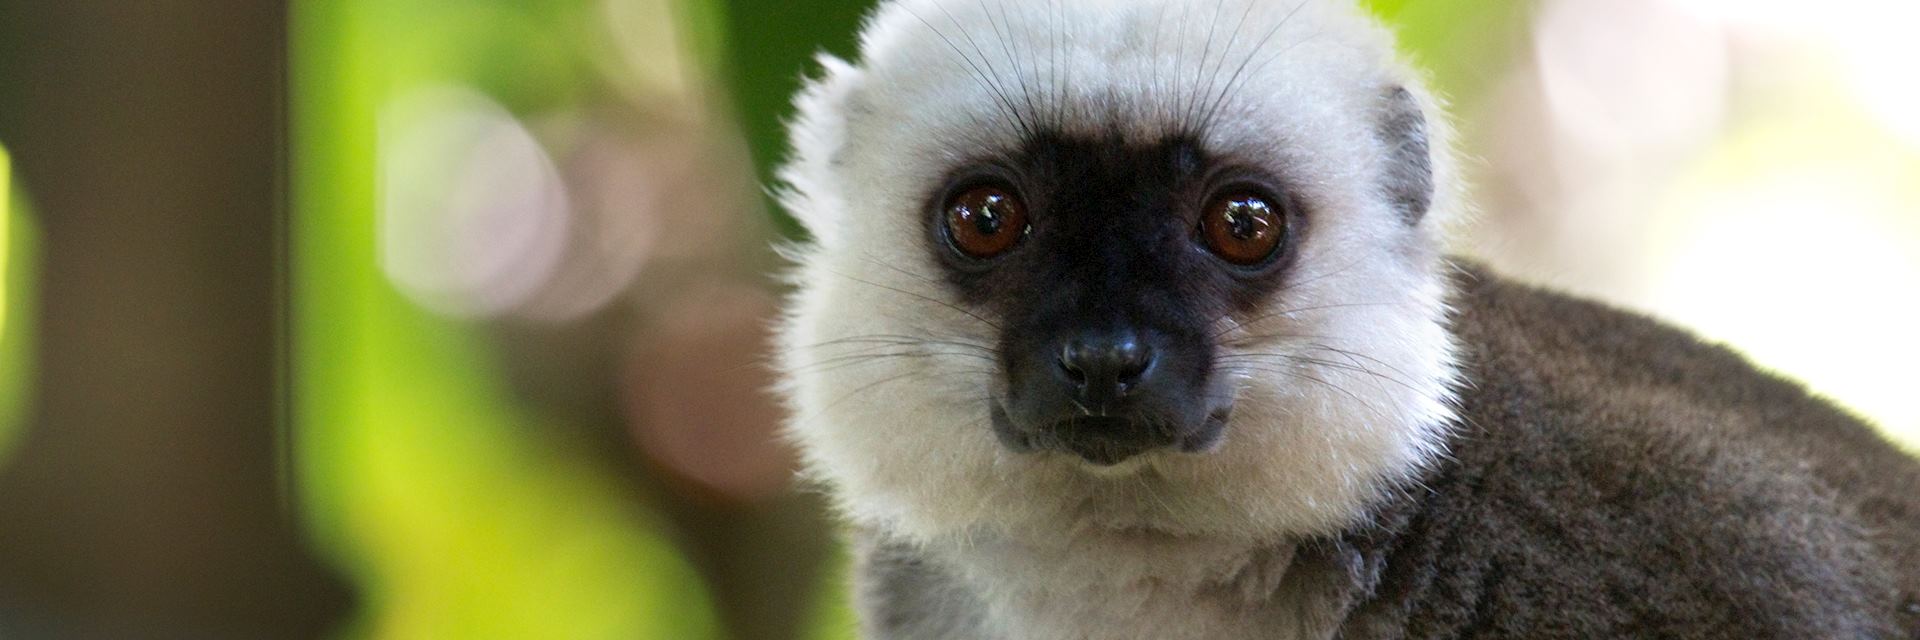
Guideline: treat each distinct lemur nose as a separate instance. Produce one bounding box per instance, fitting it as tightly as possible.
[1055,333,1156,403]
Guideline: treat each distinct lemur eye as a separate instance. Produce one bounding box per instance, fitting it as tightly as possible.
[944,184,1029,259]
[1199,191,1286,266]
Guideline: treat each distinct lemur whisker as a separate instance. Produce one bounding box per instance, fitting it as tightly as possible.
[855,253,949,288]
[1213,365,1395,422]
[1147,1,1171,129]
[790,353,996,379]
[792,346,995,370]
[1132,469,1182,519]
[797,369,947,430]
[903,5,1029,137]
[1237,28,1331,103]
[1184,0,1232,129]
[982,0,1042,129]
[821,266,1005,331]
[1199,0,1313,133]
[804,335,996,353]
[1280,255,1367,292]
[1047,0,1060,125]
[1192,0,1260,134]
[1217,352,1423,395]
[737,335,994,375]
[1172,0,1196,128]
[934,0,1036,138]
[1212,301,1406,340]
[1304,343,1425,387]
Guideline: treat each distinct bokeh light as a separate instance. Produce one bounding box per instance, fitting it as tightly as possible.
[1674,0,1920,147]
[378,85,571,319]
[1534,0,1728,159]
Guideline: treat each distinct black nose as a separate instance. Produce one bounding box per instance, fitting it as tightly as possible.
[1055,333,1155,405]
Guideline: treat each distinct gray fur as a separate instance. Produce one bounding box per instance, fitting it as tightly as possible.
[1374,86,1433,224]
[855,531,991,639]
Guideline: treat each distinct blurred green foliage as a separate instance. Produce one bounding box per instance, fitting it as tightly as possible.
[1,143,36,462]
[291,2,717,637]
[1363,0,1531,107]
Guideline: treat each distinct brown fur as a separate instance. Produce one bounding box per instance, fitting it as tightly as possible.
[1319,262,1920,638]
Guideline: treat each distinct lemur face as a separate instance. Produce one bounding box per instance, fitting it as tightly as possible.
[930,134,1302,466]
[778,0,1463,542]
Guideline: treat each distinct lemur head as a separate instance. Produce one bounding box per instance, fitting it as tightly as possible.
[776,0,1462,545]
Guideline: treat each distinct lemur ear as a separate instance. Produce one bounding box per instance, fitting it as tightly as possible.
[1375,85,1434,225]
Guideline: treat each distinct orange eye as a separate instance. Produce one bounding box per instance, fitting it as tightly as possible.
[944,184,1028,259]
[1199,191,1285,266]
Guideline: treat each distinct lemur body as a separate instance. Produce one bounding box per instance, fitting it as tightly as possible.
[772,0,1920,637]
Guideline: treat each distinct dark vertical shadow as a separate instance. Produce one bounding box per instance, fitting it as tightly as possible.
[0,1,351,637]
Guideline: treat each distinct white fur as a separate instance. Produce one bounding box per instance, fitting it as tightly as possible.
[774,0,1464,637]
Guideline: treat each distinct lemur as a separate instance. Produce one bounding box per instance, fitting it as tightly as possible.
[771,0,1920,637]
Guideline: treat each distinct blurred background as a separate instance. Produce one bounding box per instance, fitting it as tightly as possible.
[0,0,1913,637]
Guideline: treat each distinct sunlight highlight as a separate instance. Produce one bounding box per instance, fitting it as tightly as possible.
[1645,151,1920,448]
[1670,0,1920,148]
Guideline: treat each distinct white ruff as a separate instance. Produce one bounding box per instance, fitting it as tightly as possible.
[774,0,1467,636]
